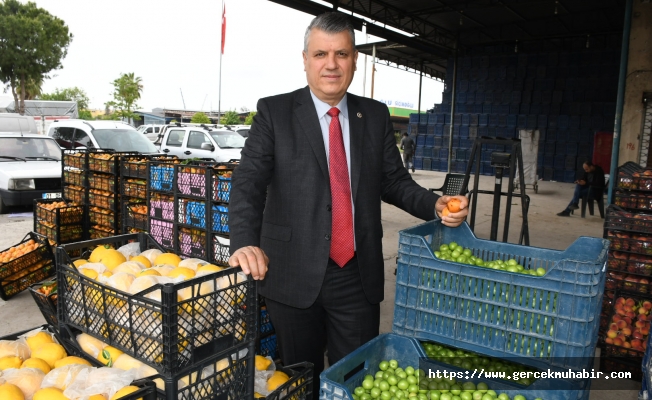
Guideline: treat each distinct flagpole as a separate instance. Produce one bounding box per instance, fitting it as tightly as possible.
[219,0,224,123]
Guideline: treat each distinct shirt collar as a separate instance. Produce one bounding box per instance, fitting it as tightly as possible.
[309,90,348,120]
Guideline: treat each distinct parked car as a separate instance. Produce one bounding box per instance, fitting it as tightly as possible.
[235,127,250,138]
[0,113,38,135]
[0,133,62,213]
[136,124,165,142]
[158,125,244,162]
[47,120,159,153]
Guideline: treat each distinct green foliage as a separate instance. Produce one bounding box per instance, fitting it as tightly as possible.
[105,72,143,124]
[0,0,73,115]
[191,112,211,124]
[39,86,91,118]
[220,110,240,125]
[244,112,256,125]
[170,119,178,124]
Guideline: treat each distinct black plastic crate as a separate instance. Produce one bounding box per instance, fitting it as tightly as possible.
[264,362,314,400]
[178,227,209,259]
[150,217,175,250]
[149,159,182,193]
[88,172,117,192]
[123,201,149,232]
[212,204,230,235]
[34,198,84,226]
[89,189,119,211]
[606,205,652,235]
[62,149,88,170]
[0,232,55,283]
[56,233,257,375]
[63,185,87,205]
[89,206,118,229]
[177,199,208,229]
[149,193,175,222]
[212,234,230,267]
[28,281,58,328]
[88,150,140,174]
[63,169,85,187]
[36,219,84,244]
[122,178,148,199]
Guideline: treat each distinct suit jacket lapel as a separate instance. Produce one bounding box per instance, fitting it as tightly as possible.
[347,94,364,204]
[295,87,329,181]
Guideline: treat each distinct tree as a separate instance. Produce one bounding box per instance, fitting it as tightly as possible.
[220,110,240,125]
[106,72,143,124]
[244,112,256,125]
[191,112,211,124]
[0,0,73,115]
[39,86,92,119]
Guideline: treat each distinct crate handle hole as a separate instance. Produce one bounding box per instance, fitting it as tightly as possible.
[343,361,366,383]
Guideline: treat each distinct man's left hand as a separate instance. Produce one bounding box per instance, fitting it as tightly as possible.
[435,195,469,227]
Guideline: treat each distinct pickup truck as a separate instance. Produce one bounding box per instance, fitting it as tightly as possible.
[157,124,244,162]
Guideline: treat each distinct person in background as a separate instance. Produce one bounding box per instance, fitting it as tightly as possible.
[557,160,605,216]
[400,132,416,172]
[227,12,469,396]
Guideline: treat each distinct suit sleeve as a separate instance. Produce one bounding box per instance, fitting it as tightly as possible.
[228,99,275,253]
[378,107,439,220]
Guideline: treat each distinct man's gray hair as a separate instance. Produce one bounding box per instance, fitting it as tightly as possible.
[304,12,355,52]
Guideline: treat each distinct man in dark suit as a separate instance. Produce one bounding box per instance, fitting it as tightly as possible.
[228,12,468,394]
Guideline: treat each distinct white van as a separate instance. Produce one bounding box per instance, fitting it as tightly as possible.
[0,113,38,134]
[47,120,159,153]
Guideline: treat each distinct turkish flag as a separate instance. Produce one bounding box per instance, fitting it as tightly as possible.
[221,4,226,54]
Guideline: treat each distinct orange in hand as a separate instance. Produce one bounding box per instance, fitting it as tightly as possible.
[447,198,462,213]
[441,208,450,217]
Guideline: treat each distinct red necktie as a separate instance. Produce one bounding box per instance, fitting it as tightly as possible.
[327,107,354,267]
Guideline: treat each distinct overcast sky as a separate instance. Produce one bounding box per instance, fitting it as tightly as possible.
[31,0,444,113]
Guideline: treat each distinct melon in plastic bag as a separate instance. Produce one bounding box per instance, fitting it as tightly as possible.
[2,367,45,400]
[63,366,137,400]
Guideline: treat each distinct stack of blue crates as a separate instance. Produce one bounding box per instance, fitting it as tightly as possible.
[412,42,619,180]
[320,220,610,400]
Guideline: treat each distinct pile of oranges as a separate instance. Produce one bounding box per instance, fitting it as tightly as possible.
[37,201,75,211]
[441,198,461,217]
[0,240,42,265]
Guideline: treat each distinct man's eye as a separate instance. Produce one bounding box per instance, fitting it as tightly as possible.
[338,52,348,57]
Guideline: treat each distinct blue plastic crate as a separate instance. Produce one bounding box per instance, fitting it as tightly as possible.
[642,334,652,399]
[422,158,432,170]
[434,124,444,136]
[426,125,435,135]
[409,113,427,124]
[259,334,279,360]
[393,221,608,372]
[553,169,565,181]
[260,308,274,334]
[414,147,424,157]
[479,114,489,127]
[422,147,434,158]
[554,155,566,169]
[433,137,443,148]
[413,157,423,170]
[186,201,207,228]
[149,164,175,192]
[563,170,576,183]
[461,114,470,126]
[555,142,567,154]
[565,156,576,170]
[416,135,426,147]
[566,142,579,155]
[211,204,229,234]
[543,155,554,168]
[439,148,449,159]
[459,138,473,149]
[427,113,440,125]
[425,135,435,147]
[320,333,591,400]
[460,126,470,138]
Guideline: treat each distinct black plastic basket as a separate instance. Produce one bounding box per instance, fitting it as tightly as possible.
[35,219,84,244]
[63,185,87,205]
[123,201,149,233]
[60,322,255,399]
[212,235,230,267]
[0,232,53,281]
[121,154,179,180]
[28,281,58,327]
[63,169,86,187]
[122,179,148,199]
[88,150,140,175]
[62,149,88,171]
[88,172,118,192]
[34,198,84,226]
[264,362,314,400]
[56,233,257,375]
[178,227,208,259]
[0,260,54,301]
[149,159,182,193]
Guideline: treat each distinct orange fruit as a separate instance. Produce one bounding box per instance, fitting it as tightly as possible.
[441,208,450,217]
[447,198,461,213]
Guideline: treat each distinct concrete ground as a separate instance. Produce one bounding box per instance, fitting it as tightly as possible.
[0,170,640,399]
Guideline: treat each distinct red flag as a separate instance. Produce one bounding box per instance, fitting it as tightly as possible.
[221,4,226,54]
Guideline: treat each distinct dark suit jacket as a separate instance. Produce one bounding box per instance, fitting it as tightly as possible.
[229,86,439,308]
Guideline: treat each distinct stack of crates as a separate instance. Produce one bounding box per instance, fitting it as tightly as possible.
[175,163,212,260]
[54,232,258,400]
[257,297,280,361]
[33,198,84,245]
[320,220,609,399]
[87,150,133,239]
[121,155,153,234]
[600,162,652,380]
[210,163,235,267]
[60,149,89,235]
[147,158,182,252]
[425,39,620,179]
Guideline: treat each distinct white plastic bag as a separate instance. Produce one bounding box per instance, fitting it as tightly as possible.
[63,366,137,400]
[253,355,276,396]
[3,367,45,400]
[117,242,141,260]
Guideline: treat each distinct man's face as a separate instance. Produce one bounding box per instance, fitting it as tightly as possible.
[303,28,358,106]
[583,163,592,173]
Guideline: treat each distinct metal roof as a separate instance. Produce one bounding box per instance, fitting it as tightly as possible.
[269,0,626,79]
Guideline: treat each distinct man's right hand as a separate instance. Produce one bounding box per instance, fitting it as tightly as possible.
[229,246,269,280]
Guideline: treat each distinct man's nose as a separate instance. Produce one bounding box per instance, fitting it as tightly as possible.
[325,53,338,69]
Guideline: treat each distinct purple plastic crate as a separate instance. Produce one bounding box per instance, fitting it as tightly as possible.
[150,219,174,250]
[150,198,174,222]
[177,172,207,197]
[179,229,207,258]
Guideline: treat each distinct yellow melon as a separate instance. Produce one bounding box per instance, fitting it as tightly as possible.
[77,333,107,358]
[32,342,66,368]
[139,268,160,277]
[26,331,55,352]
[153,253,181,267]
[89,244,113,263]
[255,355,272,371]
[73,259,88,268]
[267,370,290,391]
[168,267,195,280]
[0,355,23,370]
[110,385,140,400]
[139,249,163,265]
[130,255,151,268]
[79,268,99,280]
[97,346,123,366]
[98,250,127,271]
[89,395,107,400]
[21,357,51,374]
[33,387,69,400]
[0,383,25,400]
[54,356,92,368]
